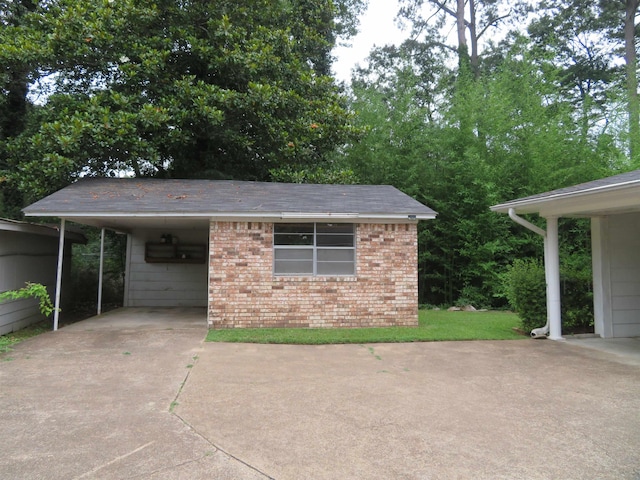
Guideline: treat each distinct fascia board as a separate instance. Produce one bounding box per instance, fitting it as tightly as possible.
[491,182,640,215]
[24,211,437,222]
[0,219,86,243]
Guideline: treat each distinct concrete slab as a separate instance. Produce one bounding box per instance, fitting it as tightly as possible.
[564,335,640,367]
[177,340,640,480]
[2,309,640,479]
[62,307,208,332]
[0,310,267,480]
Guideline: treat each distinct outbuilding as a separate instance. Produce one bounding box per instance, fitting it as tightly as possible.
[23,178,436,329]
[0,218,85,334]
[492,169,640,339]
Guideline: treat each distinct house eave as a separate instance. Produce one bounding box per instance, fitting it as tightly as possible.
[0,218,86,243]
[23,211,437,223]
[490,181,640,217]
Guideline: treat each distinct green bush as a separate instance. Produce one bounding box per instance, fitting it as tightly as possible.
[503,258,594,334]
[560,260,594,333]
[503,259,547,333]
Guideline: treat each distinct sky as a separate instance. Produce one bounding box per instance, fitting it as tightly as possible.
[332,0,408,83]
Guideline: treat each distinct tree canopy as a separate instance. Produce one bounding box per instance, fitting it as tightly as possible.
[0,0,365,204]
[342,1,634,307]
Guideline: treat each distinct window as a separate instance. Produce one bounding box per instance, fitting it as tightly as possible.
[274,223,355,276]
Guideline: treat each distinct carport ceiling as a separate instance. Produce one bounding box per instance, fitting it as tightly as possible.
[59,215,211,232]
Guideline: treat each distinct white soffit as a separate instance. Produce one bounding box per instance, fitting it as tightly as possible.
[492,183,640,217]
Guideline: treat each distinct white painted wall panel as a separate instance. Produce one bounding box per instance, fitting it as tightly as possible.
[125,228,208,307]
[0,230,61,334]
[612,281,640,296]
[607,213,640,338]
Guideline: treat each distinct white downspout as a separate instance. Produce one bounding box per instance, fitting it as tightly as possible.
[53,218,66,331]
[508,209,563,340]
[97,227,105,315]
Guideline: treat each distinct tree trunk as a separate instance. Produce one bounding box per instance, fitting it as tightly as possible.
[625,0,640,165]
[468,0,479,75]
[456,0,466,49]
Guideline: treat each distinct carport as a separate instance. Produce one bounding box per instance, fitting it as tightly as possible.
[492,169,640,339]
[23,182,212,330]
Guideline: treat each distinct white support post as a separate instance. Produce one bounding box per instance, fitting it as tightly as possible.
[545,216,563,340]
[97,227,105,315]
[53,218,66,331]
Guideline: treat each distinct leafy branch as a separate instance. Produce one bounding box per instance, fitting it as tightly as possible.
[0,282,57,317]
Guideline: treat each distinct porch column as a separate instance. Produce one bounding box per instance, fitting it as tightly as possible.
[53,218,66,331]
[97,227,105,315]
[545,216,563,340]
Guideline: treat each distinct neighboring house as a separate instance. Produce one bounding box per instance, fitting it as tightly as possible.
[23,178,436,329]
[0,219,85,335]
[492,169,640,339]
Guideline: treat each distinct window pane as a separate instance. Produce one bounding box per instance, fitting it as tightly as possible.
[274,260,313,274]
[316,234,354,247]
[275,224,314,234]
[317,261,355,275]
[274,224,315,246]
[275,249,313,260]
[316,223,354,234]
[317,248,354,262]
[274,233,313,245]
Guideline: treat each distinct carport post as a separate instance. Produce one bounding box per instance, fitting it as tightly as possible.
[545,216,563,340]
[53,218,66,331]
[97,227,105,315]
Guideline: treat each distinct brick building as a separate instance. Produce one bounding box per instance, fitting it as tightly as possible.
[24,178,436,328]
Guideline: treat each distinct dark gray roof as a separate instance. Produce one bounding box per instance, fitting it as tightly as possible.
[23,178,436,219]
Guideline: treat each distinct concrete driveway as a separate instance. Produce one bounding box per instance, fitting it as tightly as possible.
[1,308,640,479]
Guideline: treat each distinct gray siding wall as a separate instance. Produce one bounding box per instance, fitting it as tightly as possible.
[0,231,59,334]
[125,228,208,307]
[608,213,640,337]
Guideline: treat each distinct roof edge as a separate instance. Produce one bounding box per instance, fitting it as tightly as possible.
[23,211,437,222]
[0,218,86,243]
[490,179,640,213]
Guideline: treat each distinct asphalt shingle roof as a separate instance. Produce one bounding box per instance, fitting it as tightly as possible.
[23,178,436,218]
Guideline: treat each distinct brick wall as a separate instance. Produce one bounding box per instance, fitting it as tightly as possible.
[208,221,418,328]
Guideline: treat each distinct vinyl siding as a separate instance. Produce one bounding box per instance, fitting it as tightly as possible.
[125,228,208,307]
[0,230,66,335]
[608,213,640,337]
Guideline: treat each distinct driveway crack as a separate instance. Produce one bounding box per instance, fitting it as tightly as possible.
[170,354,274,480]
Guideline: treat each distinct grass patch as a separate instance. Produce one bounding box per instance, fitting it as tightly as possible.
[0,320,51,354]
[206,310,525,344]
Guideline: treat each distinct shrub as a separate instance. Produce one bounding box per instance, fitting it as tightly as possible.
[503,259,547,333]
[503,257,594,334]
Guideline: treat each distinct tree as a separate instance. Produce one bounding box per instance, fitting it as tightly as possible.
[345,35,617,307]
[0,0,364,203]
[398,0,521,72]
[531,0,640,165]
[0,0,39,218]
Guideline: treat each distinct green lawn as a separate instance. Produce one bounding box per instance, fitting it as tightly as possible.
[206,309,525,344]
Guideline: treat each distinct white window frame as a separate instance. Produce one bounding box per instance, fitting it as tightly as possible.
[273,223,356,276]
